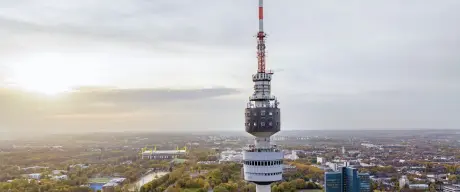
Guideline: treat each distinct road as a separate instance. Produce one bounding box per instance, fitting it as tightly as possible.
[129,171,168,191]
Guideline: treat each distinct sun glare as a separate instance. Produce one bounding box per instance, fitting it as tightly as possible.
[10,67,76,96]
[8,53,102,96]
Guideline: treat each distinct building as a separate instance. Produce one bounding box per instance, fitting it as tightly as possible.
[22,166,48,171]
[283,150,299,160]
[52,175,68,181]
[324,167,371,192]
[317,157,324,164]
[89,178,112,191]
[358,173,371,192]
[102,178,126,192]
[220,150,243,163]
[282,164,297,173]
[399,175,409,189]
[443,184,460,192]
[343,167,361,192]
[242,0,282,191]
[325,172,342,192]
[69,164,89,169]
[409,184,429,190]
[102,183,117,192]
[28,173,41,180]
[141,146,187,160]
[52,170,67,175]
[326,162,340,172]
[89,177,126,192]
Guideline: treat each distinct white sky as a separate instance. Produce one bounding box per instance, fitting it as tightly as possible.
[0,0,459,132]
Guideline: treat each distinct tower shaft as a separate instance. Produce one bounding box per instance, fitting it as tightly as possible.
[243,1,282,191]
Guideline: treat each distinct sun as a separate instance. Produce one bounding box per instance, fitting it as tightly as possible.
[17,80,72,96]
[7,53,102,96]
[10,66,76,96]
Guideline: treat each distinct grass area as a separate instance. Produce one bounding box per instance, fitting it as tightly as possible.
[88,177,111,183]
[181,188,201,192]
[172,158,188,164]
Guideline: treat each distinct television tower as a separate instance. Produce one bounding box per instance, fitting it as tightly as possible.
[243,0,282,191]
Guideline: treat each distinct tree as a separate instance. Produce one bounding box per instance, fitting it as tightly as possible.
[166,186,181,192]
[294,179,305,189]
[306,182,315,189]
[370,181,378,191]
[214,185,230,192]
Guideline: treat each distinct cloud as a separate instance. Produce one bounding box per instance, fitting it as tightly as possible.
[0,87,240,132]
[0,0,459,133]
[284,88,460,130]
[68,87,239,104]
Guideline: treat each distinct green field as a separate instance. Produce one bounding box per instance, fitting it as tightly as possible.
[88,177,111,183]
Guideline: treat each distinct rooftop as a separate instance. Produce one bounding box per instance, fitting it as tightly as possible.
[142,150,186,154]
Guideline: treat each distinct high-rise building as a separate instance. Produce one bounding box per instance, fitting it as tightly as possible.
[324,167,371,192]
[242,0,282,192]
[358,173,371,192]
[325,172,342,192]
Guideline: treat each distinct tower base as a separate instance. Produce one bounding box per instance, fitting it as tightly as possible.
[256,184,271,192]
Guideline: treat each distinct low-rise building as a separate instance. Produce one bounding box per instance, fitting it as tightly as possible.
[102,178,126,192]
[283,164,296,173]
[89,177,126,192]
[52,175,68,181]
[409,184,429,190]
[52,170,67,175]
[443,184,460,192]
[28,173,41,180]
[219,150,243,163]
[317,157,324,164]
[141,147,187,160]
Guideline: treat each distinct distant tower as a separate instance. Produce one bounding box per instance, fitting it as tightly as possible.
[342,146,346,155]
[243,0,282,192]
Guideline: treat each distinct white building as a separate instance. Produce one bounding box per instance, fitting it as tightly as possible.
[317,157,324,164]
[52,175,68,180]
[283,150,299,160]
[326,162,339,171]
[409,184,429,190]
[69,164,89,169]
[52,170,67,175]
[141,147,187,160]
[444,184,460,192]
[28,173,41,180]
[399,175,409,189]
[220,150,243,163]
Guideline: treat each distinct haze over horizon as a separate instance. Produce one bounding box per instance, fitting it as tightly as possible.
[1,0,459,133]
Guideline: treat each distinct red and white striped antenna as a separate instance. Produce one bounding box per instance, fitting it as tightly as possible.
[257,0,267,73]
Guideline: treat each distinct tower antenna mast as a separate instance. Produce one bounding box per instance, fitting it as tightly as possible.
[257,0,267,73]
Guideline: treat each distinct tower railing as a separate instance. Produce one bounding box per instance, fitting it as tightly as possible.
[246,101,278,108]
[244,144,281,152]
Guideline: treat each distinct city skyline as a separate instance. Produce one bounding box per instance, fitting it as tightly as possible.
[1,0,459,133]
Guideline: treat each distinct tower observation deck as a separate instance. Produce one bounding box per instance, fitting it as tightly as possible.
[243,0,282,191]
